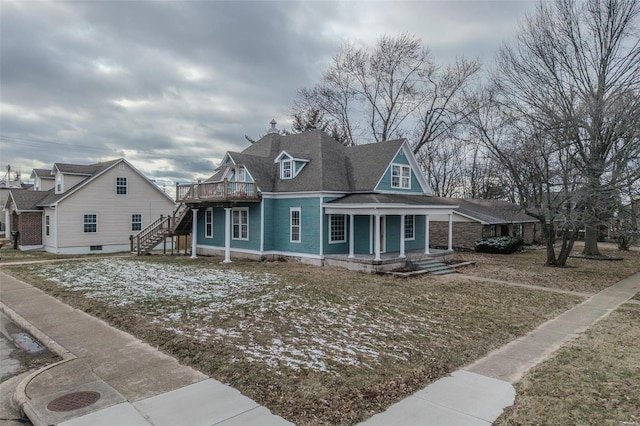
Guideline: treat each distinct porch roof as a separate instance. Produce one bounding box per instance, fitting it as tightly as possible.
[323,193,458,215]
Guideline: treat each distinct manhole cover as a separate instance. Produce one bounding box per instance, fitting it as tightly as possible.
[47,391,101,412]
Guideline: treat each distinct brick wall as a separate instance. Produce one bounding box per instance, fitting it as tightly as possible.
[430,221,484,250]
[18,212,42,246]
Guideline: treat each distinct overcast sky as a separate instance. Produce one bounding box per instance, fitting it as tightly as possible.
[1,0,536,189]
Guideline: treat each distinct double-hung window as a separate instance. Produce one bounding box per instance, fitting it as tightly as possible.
[391,165,410,189]
[84,214,97,233]
[116,177,128,195]
[329,214,346,243]
[205,208,213,238]
[232,209,248,240]
[290,208,301,243]
[132,214,142,231]
[281,160,292,179]
[45,215,50,236]
[404,215,415,240]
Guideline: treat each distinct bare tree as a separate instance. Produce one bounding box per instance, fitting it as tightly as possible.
[291,33,482,192]
[469,87,585,266]
[494,0,640,256]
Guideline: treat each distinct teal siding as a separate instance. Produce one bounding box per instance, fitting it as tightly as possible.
[196,203,260,252]
[375,149,424,193]
[354,215,371,254]
[265,197,320,254]
[294,161,306,175]
[386,216,401,252]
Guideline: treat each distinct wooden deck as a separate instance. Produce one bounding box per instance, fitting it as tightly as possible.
[176,180,261,204]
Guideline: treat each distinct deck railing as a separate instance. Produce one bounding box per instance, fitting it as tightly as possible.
[176,179,260,203]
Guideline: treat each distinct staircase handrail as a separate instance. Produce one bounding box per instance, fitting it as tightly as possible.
[132,215,171,255]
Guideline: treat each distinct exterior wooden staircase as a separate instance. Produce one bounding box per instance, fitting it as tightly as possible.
[131,202,192,255]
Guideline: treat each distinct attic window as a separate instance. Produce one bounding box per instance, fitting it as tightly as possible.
[391,165,410,189]
[281,160,292,179]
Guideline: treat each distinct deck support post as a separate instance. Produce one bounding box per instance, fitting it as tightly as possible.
[223,207,232,263]
[190,209,198,259]
[424,214,430,255]
[348,214,355,259]
[448,213,453,251]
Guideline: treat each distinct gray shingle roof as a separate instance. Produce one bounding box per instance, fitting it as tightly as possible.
[37,159,122,206]
[32,168,54,179]
[430,197,538,224]
[211,129,406,193]
[328,193,457,206]
[8,189,51,211]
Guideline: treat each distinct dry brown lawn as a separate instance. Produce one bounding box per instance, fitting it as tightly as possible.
[5,256,581,425]
[2,241,638,425]
[495,304,640,425]
[454,242,640,294]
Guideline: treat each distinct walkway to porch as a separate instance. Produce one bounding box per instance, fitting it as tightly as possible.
[324,248,453,273]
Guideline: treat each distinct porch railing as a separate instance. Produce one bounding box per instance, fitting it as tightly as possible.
[176,179,260,203]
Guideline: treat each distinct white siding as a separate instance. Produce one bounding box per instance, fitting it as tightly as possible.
[53,162,175,253]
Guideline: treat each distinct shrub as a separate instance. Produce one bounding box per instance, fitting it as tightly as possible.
[475,236,524,254]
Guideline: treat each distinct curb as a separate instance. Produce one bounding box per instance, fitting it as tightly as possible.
[0,301,78,426]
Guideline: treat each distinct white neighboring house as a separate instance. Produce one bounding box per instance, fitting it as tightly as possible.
[4,159,176,254]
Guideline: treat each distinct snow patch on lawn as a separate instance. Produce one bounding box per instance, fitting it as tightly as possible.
[27,258,432,374]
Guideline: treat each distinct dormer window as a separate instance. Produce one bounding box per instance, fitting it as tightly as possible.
[281,160,292,179]
[274,151,309,180]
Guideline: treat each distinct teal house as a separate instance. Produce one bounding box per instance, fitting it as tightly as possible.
[174,123,457,272]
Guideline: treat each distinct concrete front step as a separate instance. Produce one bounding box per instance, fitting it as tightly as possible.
[411,259,455,275]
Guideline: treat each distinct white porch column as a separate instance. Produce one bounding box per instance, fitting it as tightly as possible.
[424,214,430,255]
[348,213,355,259]
[448,213,453,251]
[223,207,232,263]
[190,209,199,259]
[4,210,10,239]
[374,213,381,261]
[399,214,406,258]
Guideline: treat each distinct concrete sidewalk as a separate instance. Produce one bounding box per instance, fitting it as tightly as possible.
[0,270,292,426]
[360,272,640,425]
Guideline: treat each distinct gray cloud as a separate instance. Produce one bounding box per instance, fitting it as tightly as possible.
[0,0,535,187]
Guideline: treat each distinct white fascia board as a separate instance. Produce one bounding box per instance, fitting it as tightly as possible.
[217,153,236,169]
[400,142,432,195]
[274,151,311,163]
[323,203,458,216]
[450,210,487,224]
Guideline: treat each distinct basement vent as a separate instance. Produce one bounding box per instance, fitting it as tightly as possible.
[90,245,103,251]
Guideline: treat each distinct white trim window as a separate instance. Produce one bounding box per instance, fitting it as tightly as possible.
[45,215,50,236]
[404,215,415,240]
[281,159,292,179]
[391,164,411,189]
[329,214,346,243]
[84,214,97,233]
[290,207,301,243]
[132,214,142,231]
[237,167,247,182]
[232,208,249,240]
[205,208,214,238]
[116,177,128,195]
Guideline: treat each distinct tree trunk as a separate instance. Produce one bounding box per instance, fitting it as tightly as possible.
[556,229,577,266]
[543,221,558,266]
[582,225,601,256]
